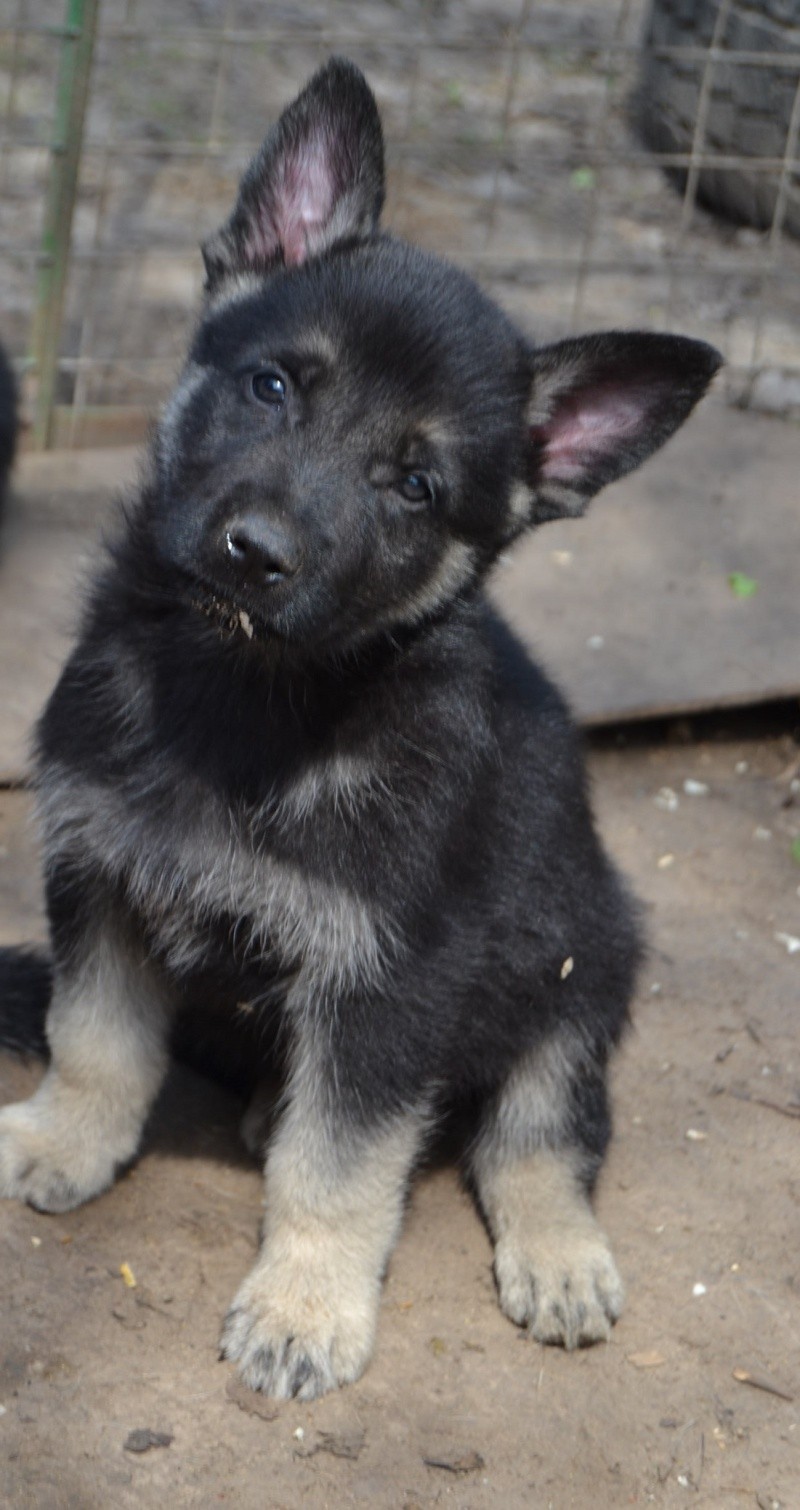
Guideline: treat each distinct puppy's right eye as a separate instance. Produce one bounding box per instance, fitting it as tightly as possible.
[398,472,435,507]
[250,369,286,406]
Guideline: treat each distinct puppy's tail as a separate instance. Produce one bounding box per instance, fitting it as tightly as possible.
[0,947,52,1058]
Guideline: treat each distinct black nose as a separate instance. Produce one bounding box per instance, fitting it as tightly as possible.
[222,513,301,584]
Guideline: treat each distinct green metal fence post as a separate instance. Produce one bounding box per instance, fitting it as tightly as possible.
[30,0,99,449]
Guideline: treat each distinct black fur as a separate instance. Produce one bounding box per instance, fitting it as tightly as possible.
[0,58,721,1396]
[0,950,50,1057]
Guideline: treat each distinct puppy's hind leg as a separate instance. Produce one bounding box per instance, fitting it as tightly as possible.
[0,897,174,1213]
[239,1073,281,1159]
[469,1033,624,1350]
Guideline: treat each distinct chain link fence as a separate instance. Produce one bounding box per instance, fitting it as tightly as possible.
[2,0,799,449]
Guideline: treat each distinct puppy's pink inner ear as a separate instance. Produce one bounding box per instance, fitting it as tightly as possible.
[531,384,654,482]
[247,134,339,269]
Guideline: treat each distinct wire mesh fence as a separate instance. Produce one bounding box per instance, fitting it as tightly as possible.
[2,0,799,448]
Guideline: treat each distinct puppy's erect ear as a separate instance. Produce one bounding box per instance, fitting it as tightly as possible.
[516,332,722,526]
[202,57,384,289]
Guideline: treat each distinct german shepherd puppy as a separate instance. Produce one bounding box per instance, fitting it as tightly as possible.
[0,59,720,1400]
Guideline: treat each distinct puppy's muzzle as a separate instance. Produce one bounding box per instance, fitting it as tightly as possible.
[223,513,302,586]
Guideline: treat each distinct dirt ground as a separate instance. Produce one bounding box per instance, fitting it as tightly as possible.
[1,721,799,1510]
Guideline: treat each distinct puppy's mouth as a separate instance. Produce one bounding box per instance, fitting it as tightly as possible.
[184,577,273,645]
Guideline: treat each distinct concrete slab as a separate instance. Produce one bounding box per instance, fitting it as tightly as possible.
[494,399,800,725]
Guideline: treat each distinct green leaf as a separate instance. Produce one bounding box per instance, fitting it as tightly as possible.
[791,837,800,867]
[570,166,596,191]
[728,571,758,599]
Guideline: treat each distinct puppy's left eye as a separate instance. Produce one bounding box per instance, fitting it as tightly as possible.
[398,472,434,506]
[250,369,286,406]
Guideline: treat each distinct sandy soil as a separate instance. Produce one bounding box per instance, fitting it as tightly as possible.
[1,724,799,1509]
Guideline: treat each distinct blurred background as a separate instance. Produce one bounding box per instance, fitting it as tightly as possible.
[2,0,800,448]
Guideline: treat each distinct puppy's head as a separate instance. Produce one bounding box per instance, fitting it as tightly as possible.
[150,58,721,659]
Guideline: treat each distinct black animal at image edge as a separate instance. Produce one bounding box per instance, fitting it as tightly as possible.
[0,340,16,517]
[0,58,721,1400]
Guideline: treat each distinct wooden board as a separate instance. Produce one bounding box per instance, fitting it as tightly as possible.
[0,404,797,780]
[491,400,800,724]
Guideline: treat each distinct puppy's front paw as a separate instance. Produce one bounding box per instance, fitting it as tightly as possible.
[220,1252,377,1400]
[495,1223,624,1350]
[0,1094,118,1213]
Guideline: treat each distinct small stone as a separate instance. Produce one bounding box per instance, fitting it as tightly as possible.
[734,760,749,775]
[297,1428,367,1461]
[30,1237,42,1248]
[683,779,709,796]
[692,1282,707,1297]
[560,956,574,980]
[775,932,800,955]
[657,853,675,869]
[123,1429,173,1454]
[422,1448,485,1474]
[654,788,679,812]
[685,1128,707,1142]
[586,634,604,650]
[238,609,254,639]
[753,826,772,841]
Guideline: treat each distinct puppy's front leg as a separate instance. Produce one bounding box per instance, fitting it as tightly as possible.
[0,903,173,1213]
[222,1035,428,1400]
